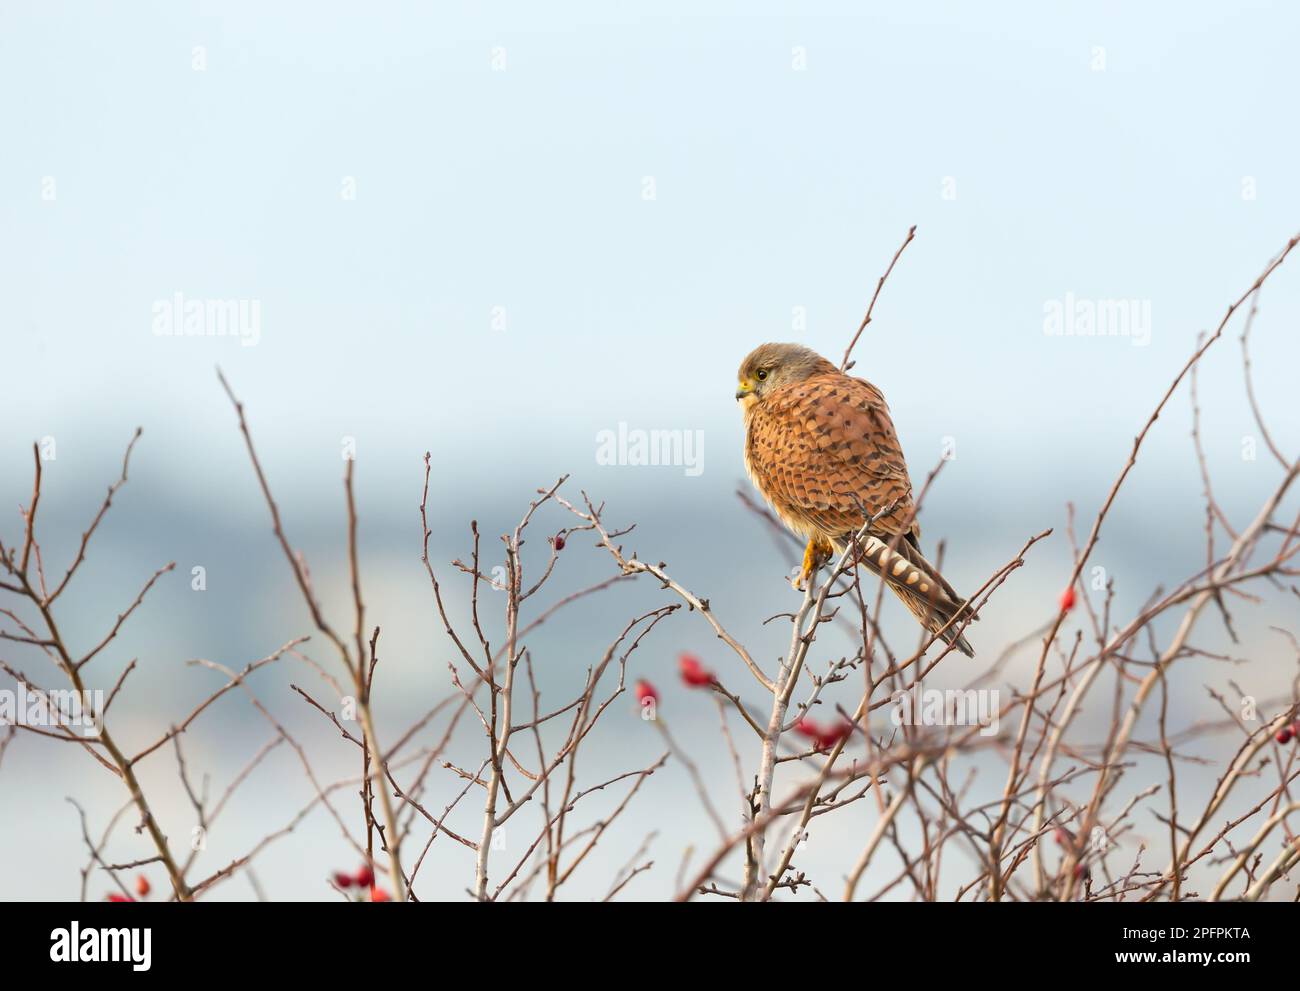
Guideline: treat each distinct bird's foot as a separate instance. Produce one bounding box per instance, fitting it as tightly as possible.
[794,537,834,591]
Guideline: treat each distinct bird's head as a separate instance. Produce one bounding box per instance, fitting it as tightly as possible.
[735,343,836,407]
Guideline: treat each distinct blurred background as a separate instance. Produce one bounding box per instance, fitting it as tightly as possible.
[2,0,1299,901]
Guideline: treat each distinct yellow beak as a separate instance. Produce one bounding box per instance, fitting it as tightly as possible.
[735,379,754,401]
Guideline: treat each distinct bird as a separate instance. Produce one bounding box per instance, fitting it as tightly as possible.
[736,342,976,657]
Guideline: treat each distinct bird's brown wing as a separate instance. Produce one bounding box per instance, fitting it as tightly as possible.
[746,371,917,541]
[746,369,976,655]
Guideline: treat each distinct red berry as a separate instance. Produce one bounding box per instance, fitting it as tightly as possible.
[678,653,716,688]
[793,717,821,740]
[634,680,658,705]
[354,864,375,888]
[553,533,566,551]
[134,875,151,897]
[1277,726,1294,745]
[106,893,134,903]
[370,886,391,902]
[793,717,850,752]
[333,872,354,889]
[1059,585,1077,612]
[817,720,853,752]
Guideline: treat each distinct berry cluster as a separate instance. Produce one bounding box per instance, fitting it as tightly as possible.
[331,863,391,901]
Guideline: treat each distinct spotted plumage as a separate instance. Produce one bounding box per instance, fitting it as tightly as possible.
[736,342,975,656]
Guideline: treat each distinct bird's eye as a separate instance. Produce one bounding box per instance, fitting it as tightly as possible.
[756,369,768,381]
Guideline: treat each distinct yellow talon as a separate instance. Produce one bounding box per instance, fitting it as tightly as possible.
[795,537,834,591]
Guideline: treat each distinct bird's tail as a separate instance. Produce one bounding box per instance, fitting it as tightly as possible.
[850,533,977,657]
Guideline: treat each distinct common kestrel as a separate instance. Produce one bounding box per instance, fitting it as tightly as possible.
[736,343,975,656]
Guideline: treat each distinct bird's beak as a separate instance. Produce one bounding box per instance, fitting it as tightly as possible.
[735,379,754,401]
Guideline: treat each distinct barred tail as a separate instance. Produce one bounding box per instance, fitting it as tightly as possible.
[851,534,977,658]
